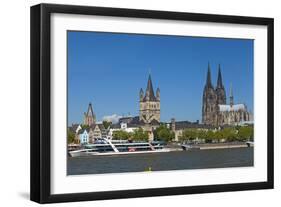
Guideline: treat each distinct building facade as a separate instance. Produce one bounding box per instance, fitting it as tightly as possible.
[88,124,107,143]
[170,118,213,141]
[79,129,89,144]
[202,63,252,126]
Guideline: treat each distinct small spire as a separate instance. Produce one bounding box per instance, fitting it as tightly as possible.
[156,87,160,100]
[230,83,234,106]
[139,88,144,100]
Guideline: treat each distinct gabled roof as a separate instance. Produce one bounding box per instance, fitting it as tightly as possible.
[130,116,141,124]
[88,123,106,131]
[78,128,89,134]
[119,116,133,124]
[172,120,213,130]
[150,119,160,125]
[111,123,121,129]
[68,124,79,133]
[219,104,246,112]
[97,124,105,131]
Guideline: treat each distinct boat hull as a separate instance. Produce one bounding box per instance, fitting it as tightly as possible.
[89,148,170,156]
[69,148,170,157]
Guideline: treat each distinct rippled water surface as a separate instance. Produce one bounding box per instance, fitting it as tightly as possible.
[67,147,253,175]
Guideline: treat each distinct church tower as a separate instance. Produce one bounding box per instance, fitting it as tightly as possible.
[215,64,226,105]
[139,74,160,124]
[83,102,96,126]
[202,63,217,125]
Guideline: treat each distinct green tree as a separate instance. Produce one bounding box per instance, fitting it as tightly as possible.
[205,130,215,143]
[221,127,238,142]
[197,130,207,140]
[238,126,254,141]
[179,129,198,142]
[154,124,174,142]
[213,130,224,142]
[81,124,89,130]
[112,130,131,140]
[102,121,112,129]
[132,128,149,141]
[67,129,75,144]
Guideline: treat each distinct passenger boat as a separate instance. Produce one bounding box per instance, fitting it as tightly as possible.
[68,138,169,157]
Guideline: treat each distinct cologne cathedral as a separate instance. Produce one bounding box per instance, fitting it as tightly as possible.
[202,63,252,126]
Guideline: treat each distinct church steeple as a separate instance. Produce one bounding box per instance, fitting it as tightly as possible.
[205,62,213,88]
[215,64,226,105]
[202,63,217,125]
[139,72,160,126]
[144,74,157,101]
[216,64,223,89]
[84,102,96,126]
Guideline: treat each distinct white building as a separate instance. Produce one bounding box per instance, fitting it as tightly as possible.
[108,122,138,140]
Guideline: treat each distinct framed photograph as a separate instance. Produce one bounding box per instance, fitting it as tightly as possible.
[30,3,274,203]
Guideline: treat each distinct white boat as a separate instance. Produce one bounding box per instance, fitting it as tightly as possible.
[68,138,169,157]
[181,144,200,151]
[246,141,254,147]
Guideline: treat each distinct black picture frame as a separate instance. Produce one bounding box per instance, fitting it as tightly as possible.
[30,3,274,204]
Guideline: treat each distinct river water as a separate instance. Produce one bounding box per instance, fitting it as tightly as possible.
[67,147,253,175]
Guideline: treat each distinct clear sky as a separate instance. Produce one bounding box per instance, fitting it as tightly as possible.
[67,31,253,125]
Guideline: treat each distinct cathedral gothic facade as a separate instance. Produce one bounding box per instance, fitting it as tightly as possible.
[202,64,252,126]
[139,74,160,124]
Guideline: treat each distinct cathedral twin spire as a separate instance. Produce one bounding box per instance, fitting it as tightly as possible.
[205,63,224,90]
[203,63,227,113]
[203,63,227,125]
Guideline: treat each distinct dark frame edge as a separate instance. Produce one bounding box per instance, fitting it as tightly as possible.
[30,4,52,203]
[30,3,274,204]
[45,181,272,204]
[267,19,274,189]
[40,3,273,25]
[30,4,41,203]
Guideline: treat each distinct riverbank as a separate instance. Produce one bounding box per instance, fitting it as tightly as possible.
[167,141,252,151]
[196,142,249,150]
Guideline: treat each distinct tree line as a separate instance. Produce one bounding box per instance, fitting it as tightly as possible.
[112,128,149,141]
[68,121,254,144]
[178,126,254,143]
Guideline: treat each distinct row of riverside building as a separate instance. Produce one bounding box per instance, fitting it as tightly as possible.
[68,64,253,144]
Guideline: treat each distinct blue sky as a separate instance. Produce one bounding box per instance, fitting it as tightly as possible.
[68,31,253,125]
